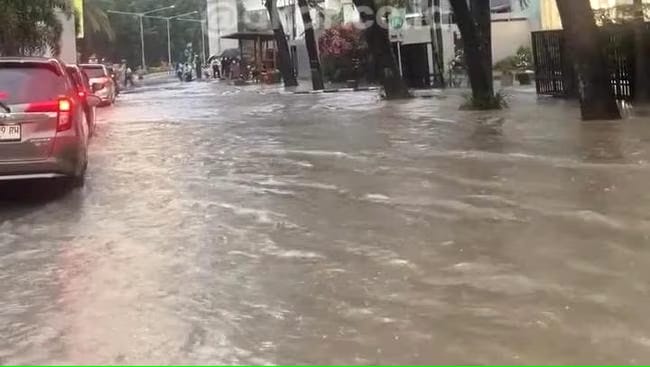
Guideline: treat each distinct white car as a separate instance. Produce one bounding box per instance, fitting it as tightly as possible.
[80,64,116,106]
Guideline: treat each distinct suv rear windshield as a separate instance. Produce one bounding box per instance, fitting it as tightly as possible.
[0,64,67,105]
[82,66,106,78]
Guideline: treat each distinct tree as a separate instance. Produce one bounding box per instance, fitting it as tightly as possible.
[632,0,649,101]
[448,0,495,108]
[555,0,621,120]
[298,0,325,90]
[265,0,299,87]
[352,0,410,99]
[84,0,115,41]
[0,0,71,56]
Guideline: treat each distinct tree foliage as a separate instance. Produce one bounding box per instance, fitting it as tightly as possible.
[0,0,71,57]
[80,0,207,67]
[83,0,115,41]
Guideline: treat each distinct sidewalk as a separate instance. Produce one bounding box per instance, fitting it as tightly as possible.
[119,72,177,94]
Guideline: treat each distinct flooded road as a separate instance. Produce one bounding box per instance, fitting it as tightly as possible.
[2,81,650,364]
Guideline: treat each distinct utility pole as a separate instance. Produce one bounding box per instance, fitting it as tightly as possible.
[139,16,146,71]
[108,5,176,72]
[146,11,199,69]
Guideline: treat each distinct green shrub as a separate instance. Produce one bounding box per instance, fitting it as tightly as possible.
[460,91,509,110]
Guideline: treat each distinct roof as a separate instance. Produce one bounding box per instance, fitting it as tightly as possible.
[0,57,66,75]
[221,31,275,41]
[0,56,59,63]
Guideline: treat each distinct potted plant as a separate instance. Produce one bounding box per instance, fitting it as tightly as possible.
[494,56,516,87]
[514,46,533,85]
[447,49,466,87]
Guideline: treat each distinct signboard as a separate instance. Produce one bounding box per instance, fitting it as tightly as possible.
[74,0,84,39]
[388,8,406,42]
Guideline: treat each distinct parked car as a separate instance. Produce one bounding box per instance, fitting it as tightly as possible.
[0,57,101,186]
[66,64,96,137]
[80,64,116,106]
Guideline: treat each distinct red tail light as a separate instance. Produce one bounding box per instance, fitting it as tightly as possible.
[25,98,74,132]
[77,91,86,98]
[57,98,72,131]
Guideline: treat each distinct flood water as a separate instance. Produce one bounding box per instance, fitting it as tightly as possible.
[1,81,650,364]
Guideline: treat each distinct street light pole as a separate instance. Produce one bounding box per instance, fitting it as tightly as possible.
[139,15,146,71]
[145,11,199,69]
[107,5,176,72]
[167,18,172,69]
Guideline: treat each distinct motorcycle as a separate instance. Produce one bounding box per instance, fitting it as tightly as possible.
[183,63,194,82]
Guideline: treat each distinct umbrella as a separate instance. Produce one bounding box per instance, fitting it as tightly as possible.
[219,48,240,59]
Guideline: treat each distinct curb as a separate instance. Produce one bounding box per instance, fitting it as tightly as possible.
[292,86,380,95]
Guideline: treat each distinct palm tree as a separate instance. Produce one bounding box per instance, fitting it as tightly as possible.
[83,0,115,41]
[0,0,71,56]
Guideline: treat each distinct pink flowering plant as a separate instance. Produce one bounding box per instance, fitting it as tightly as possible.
[318,24,368,82]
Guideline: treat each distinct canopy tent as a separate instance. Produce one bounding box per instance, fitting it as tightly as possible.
[220,31,277,71]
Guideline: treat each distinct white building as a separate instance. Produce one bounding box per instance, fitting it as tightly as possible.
[44,9,78,63]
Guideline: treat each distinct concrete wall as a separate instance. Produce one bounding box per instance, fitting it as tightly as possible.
[491,18,531,63]
[207,0,239,57]
[44,10,77,63]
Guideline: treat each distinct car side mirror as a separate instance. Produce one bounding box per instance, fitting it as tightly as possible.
[91,83,103,92]
[86,94,102,107]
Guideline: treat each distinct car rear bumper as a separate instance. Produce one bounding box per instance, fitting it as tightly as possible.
[0,158,77,181]
[95,87,113,101]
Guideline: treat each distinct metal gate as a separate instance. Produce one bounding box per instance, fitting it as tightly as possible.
[532,23,649,101]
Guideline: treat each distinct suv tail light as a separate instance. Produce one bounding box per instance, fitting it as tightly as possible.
[57,98,73,132]
[25,98,74,132]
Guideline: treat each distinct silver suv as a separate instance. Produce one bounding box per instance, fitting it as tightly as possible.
[0,57,101,186]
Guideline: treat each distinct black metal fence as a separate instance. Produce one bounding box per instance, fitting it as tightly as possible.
[532,23,650,101]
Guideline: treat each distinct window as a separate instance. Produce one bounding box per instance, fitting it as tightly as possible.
[0,65,67,105]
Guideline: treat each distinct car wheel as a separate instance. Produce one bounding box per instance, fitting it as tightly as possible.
[68,158,87,188]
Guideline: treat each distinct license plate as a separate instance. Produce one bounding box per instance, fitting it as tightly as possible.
[0,125,21,141]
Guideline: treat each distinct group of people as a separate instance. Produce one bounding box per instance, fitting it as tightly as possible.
[87,55,140,89]
[175,48,204,82]
[209,57,243,81]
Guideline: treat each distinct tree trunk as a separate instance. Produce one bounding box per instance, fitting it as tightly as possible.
[470,0,493,97]
[352,0,411,99]
[297,0,324,90]
[555,0,621,120]
[265,0,298,87]
[449,0,493,103]
[633,0,649,101]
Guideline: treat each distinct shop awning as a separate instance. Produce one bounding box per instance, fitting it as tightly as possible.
[221,31,275,41]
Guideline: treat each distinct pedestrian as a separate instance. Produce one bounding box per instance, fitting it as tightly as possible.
[125,65,134,87]
[230,59,241,81]
[136,66,144,81]
[176,62,184,81]
[222,57,231,80]
[211,58,221,79]
[195,54,202,80]
[119,60,128,88]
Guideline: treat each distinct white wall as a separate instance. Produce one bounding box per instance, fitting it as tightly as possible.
[491,19,531,63]
[44,10,77,63]
[207,0,239,56]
